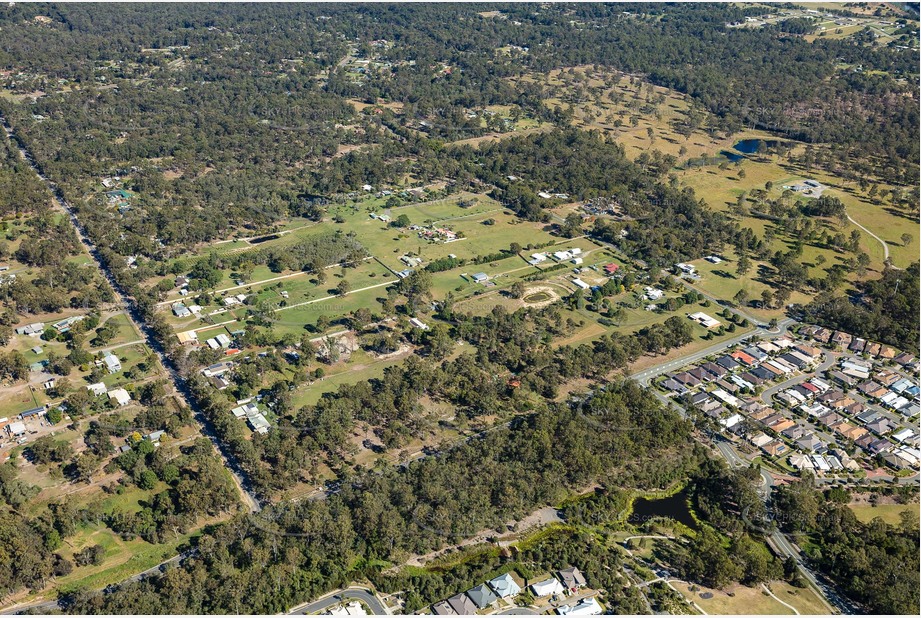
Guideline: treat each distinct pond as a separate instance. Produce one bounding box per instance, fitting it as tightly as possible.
[628,489,698,530]
[732,138,764,154]
[720,150,746,163]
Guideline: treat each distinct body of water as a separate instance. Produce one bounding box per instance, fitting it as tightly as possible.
[628,489,698,530]
[732,138,764,154]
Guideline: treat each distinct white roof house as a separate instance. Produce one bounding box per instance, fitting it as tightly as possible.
[488,573,521,599]
[572,278,590,290]
[103,353,122,374]
[530,578,565,597]
[108,388,131,406]
[87,382,108,396]
[688,312,720,329]
[557,597,602,616]
[712,389,741,408]
[7,421,26,436]
[409,317,429,330]
[232,403,258,418]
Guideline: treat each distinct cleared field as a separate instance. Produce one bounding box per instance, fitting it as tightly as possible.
[671,581,796,615]
[289,348,413,408]
[848,502,919,525]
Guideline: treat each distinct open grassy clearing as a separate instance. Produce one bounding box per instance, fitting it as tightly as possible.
[678,153,917,269]
[671,580,796,615]
[848,502,919,525]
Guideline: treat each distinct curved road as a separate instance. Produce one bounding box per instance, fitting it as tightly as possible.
[287,587,389,615]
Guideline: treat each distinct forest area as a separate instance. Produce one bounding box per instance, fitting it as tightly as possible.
[0,2,917,614]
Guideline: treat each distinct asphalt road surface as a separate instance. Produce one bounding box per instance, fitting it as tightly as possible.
[0,111,261,514]
[288,587,389,615]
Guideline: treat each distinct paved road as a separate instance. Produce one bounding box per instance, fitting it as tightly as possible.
[0,551,195,615]
[287,587,389,615]
[631,330,761,386]
[758,352,838,405]
[715,438,856,615]
[1,112,262,514]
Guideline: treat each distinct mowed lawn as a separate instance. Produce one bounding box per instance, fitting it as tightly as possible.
[671,580,828,615]
[848,502,919,525]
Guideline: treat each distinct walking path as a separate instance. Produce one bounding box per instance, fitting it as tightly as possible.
[847,214,889,262]
[762,584,800,615]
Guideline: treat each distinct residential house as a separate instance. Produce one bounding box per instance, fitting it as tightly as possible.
[856,409,880,425]
[673,372,701,388]
[87,382,107,396]
[789,453,814,470]
[731,350,757,366]
[879,345,895,360]
[700,362,727,378]
[716,355,740,371]
[530,578,565,598]
[750,433,773,448]
[103,352,122,374]
[688,367,714,383]
[661,378,687,395]
[848,338,867,353]
[779,353,807,370]
[763,440,788,457]
[488,573,521,599]
[465,585,498,609]
[558,567,587,592]
[782,424,809,441]
[14,322,45,336]
[794,343,822,360]
[446,593,477,615]
[831,331,852,348]
[829,371,856,387]
[108,388,131,406]
[430,601,456,616]
[557,597,602,616]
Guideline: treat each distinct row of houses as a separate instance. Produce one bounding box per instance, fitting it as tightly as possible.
[800,325,912,367]
[662,335,820,398]
[431,568,596,616]
[15,315,85,337]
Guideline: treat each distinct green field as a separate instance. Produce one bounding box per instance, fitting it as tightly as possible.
[848,502,919,525]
